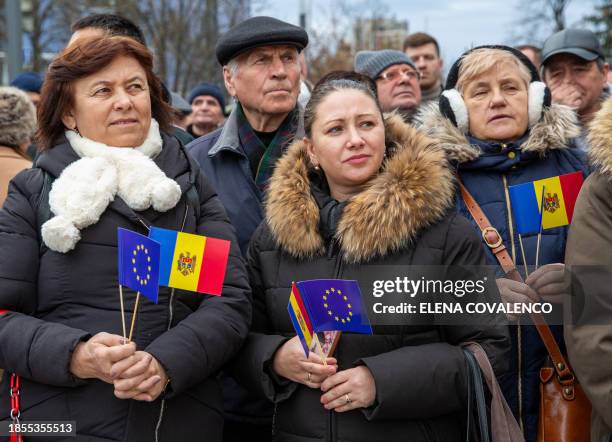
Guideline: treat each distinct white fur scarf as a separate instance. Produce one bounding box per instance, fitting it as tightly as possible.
[41,119,182,253]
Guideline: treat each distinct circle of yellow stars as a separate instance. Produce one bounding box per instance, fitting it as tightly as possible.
[322,287,353,324]
[132,244,152,286]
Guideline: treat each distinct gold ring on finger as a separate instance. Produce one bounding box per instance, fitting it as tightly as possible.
[345,393,351,404]
[307,372,312,382]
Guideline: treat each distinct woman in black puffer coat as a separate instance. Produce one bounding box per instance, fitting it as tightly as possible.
[0,36,250,441]
[233,72,510,442]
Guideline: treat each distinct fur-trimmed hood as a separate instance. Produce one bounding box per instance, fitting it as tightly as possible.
[587,97,612,179]
[415,102,581,163]
[265,113,455,263]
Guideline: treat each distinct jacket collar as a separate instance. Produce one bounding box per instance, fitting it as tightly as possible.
[0,145,30,160]
[265,113,455,263]
[587,96,612,179]
[208,102,306,157]
[415,103,581,164]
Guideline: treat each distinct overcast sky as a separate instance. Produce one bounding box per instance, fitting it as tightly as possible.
[257,0,598,70]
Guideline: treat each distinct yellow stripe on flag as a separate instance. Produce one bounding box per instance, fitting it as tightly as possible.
[168,232,206,291]
[289,294,313,347]
[533,176,568,229]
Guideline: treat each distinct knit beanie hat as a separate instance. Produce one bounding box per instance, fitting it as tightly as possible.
[10,71,43,93]
[354,50,416,80]
[0,86,36,148]
[187,82,226,111]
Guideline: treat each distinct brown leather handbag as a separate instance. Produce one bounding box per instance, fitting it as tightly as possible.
[459,183,591,442]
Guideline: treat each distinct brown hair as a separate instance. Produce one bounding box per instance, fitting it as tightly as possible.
[304,71,381,138]
[403,32,440,56]
[37,36,172,150]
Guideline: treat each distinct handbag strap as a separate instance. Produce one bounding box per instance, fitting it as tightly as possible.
[464,349,491,442]
[459,182,576,390]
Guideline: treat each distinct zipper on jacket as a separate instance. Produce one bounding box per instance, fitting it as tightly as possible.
[326,246,344,442]
[272,402,278,442]
[154,205,189,441]
[502,174,524,432]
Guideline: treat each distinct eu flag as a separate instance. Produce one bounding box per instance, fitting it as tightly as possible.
[296,279,372,334]
[118,228,161,303]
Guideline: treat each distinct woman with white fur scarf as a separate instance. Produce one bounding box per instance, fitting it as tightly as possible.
[0,37,250,441]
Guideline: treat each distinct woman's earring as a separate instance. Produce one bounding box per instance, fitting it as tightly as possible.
[73,126,81,136]
[310,157,320,170]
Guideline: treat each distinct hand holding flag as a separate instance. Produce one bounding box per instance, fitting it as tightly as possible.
[287,279,372,358]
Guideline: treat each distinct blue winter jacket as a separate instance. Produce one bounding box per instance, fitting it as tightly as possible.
[186,105,304,426]
[418,103,589,442]
[187,106,305,255]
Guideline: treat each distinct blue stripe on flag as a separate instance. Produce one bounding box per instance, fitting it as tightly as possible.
[149,227,178,286]
[508,182,541,235]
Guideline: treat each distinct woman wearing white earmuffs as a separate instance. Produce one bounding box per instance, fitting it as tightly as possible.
[416,45,589,441]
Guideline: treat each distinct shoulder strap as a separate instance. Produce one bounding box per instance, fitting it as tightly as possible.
[464,348,491,442]
[458,182,576,389]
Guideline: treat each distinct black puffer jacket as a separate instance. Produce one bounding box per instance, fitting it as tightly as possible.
[0,133,251,441]
[235,115,510,442]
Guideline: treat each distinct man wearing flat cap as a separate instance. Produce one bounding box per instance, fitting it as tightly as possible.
[187,15,307,442]
[354,49,422,122]
[541,29,609,150]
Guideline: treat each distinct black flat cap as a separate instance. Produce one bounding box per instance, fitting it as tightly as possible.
[215,16,308,65]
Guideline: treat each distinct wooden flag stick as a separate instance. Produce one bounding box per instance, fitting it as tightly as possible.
[535,185,547,270]
[327,331,342,358]
[518,235,530,278]
[128,292,141,342]
[313,334,327,367]
[118,285,127,341]
[535,234,542,270]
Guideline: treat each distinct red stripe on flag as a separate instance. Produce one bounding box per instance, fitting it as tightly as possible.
[197,237,230,296]
[0,310,10,315]
[292,282,313,332]
[559,171,584,223]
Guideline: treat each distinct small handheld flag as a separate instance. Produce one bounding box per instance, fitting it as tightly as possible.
[149,227,230,296]
[118,228,161,303]
[296,279,373,334]
[287,282,314,356]
[508,171,584,235]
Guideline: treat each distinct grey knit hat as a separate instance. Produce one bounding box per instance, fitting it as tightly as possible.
[0,86,36,148]
[354,50,416,80]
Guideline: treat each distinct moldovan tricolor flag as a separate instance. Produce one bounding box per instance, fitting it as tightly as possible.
[287,282,315,356]
[508,171,584,235]
[149,227,230,296]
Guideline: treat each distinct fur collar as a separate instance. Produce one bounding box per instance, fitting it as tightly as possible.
[415,103,581,163]
[265,113,455,263]
[587,97,612,179]
[41,120,181,253]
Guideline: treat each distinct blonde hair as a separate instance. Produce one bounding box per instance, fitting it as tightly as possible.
[456,48,531,93]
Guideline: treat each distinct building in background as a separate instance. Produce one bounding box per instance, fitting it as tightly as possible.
[353,17,409,51]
